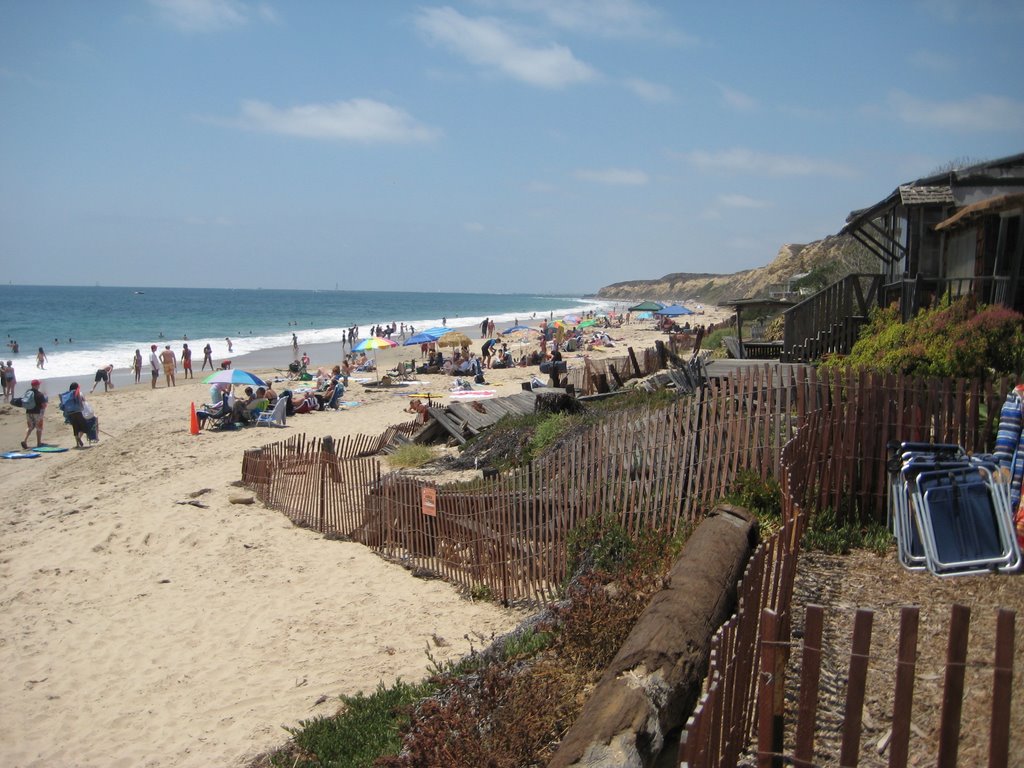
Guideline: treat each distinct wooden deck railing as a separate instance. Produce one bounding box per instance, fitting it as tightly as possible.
[782,273,883,363]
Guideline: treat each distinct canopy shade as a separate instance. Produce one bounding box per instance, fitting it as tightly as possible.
[655,304,694,316]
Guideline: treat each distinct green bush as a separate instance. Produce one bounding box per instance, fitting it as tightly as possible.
[388,444,435,468]
[271,679,437,768]
[721,470,782,534]
[802,506,892,556]
[822,297,1024,378]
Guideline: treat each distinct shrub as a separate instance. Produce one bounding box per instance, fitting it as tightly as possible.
[721,470,782,535]
[822,298,1024,378]
[802,506,892,556]
[388,444,435,469]
[267,679,437,768]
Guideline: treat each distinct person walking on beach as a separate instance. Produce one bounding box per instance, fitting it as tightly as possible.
[291,333,298,356]
[20,379,47,450]
[2,360,14,401]
[133,349,142,383]
[148,344,161,389]
[488,318,495,338]
[225,337,233,353]
[36,347,47,370]
[181,343,193,379]
[480,318,488,338]
[160,345,177,387]
[201,343,214,370]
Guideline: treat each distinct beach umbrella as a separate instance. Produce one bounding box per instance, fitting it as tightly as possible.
[353,336,398,381]
[436,331,472,348]
[500,325,539,336]
[403,332,436,346]
[420,326,455,339]
[202,369,267,387]
[629,300,664,312]
[578,318,598,329]
[563,314,581,324]
[656,304,693,317]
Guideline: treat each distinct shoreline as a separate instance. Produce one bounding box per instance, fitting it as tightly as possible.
[14,313,592,400]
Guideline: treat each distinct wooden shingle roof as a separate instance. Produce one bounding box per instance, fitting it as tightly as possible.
[898,185,954,205]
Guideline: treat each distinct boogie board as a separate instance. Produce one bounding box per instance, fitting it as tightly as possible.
[31,445,69,453]
[2,451,39,459]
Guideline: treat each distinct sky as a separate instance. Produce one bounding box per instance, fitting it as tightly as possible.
[1,1,1023,294]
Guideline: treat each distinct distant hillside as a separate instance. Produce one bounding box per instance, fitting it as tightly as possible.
[596,234,878,305]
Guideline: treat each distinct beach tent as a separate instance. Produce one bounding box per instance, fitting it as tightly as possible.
[629,300,664,312]
[655,304,694,316]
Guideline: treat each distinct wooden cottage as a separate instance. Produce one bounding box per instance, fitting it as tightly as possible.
[783,153,1024,362]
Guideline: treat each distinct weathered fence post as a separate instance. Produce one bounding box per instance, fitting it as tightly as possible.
[938,604,971,768]
[757,608,783,768]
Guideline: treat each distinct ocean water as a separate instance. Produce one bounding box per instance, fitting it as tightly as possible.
[0,285,603,381]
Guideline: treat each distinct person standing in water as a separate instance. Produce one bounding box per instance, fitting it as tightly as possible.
[225,337,234,353]
[36,347,47,369]
[133,349,143,384]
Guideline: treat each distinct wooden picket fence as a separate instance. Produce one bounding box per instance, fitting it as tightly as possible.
[679,370,1020,767]
[241,364,1020,761]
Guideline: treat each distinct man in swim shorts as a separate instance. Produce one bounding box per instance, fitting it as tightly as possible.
[159,345,177,387]
[90,364,114,393]
[21,379,47,450]
[181,343,193,379]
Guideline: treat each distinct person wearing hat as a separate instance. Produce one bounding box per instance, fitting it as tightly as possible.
[148,344,161,389]
[21,379,47,450]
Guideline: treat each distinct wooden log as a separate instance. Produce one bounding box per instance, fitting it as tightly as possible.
[548,504,758,768]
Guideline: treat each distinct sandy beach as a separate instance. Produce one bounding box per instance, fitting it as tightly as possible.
[0,309,729,767]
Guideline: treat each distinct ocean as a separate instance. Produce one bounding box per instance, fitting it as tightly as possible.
[0,285,604,381]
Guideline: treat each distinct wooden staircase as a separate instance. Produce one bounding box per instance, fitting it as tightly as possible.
[781,273,883,363]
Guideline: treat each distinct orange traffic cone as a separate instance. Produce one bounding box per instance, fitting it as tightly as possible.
[189,401,200,435]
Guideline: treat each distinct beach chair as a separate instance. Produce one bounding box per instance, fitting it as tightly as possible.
[888,442,1021,576]
[256,397,287,427]
[388,360,415,381]
[324,382,346,410]
[197,398,233,430]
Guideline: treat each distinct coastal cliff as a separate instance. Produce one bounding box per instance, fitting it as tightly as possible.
[595,234,877,304]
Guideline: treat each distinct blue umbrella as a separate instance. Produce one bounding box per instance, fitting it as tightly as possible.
[403,332,436,346]
[656,304,694,317]
[420,326,455,339]
[500,324,539,335]
[202,369,267,387]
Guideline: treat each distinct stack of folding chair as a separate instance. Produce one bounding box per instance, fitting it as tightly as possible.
[887,441,1022,576]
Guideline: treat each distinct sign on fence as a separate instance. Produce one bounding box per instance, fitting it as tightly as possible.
[421,486,437,517]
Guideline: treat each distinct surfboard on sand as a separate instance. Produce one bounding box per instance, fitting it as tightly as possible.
[3,451,39,459]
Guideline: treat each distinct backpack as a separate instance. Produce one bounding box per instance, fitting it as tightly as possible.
[59,390,82,414]
[21,389,35,410]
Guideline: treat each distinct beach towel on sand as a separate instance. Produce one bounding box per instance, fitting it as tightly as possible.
[449,390,497,400]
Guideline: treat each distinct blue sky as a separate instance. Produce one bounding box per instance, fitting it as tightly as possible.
[2,1,1022,294]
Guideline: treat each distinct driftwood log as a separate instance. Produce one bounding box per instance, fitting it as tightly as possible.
[548,504,758,768]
